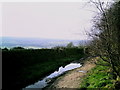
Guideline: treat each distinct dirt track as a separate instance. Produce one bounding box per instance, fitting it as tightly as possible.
[49,58,97,88]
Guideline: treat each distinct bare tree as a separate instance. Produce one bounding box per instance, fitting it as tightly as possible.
[88,0,120,77]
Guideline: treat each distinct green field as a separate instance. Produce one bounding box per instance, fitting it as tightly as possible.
[3,47,84,90]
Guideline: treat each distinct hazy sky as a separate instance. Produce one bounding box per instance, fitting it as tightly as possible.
[1,1,97,40]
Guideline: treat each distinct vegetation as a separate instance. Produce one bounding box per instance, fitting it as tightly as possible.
[88,0,120,79]
[3,46,84,90]
[80,58,116,89]
[2,0,120,89]
[11,46,25,50]
[83,0,120,88]
[66,42,74,48]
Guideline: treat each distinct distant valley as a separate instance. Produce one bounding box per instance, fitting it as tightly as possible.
[0,37,90,49]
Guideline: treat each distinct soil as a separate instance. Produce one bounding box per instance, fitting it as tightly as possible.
[48,57,98,89]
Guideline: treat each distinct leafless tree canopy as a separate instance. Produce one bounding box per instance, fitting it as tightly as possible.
[87,0,120,77]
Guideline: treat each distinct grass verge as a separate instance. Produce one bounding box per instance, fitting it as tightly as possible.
[80,58,116,89]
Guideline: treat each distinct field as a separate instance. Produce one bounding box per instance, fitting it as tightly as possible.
[2,47,84,90]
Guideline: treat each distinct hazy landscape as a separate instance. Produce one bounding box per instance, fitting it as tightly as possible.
[2,1,120,90]
[1,37,89,49]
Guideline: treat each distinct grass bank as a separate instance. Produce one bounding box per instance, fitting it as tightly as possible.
[80,58,117,89]
[3,47,84,90]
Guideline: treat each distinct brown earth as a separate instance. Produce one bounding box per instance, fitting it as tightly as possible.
[49,57,98,89]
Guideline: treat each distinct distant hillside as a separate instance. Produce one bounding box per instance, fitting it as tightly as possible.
[0,37,90,49]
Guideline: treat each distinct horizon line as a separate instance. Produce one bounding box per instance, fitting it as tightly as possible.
[0,36,90,41]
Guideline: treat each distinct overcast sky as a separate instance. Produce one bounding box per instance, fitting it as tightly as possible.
[1,1,97,40]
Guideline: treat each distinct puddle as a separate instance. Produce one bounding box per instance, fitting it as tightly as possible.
[78,70,86,73]
[23,63,82,89]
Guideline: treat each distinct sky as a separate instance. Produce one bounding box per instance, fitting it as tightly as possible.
[0,0,98,40]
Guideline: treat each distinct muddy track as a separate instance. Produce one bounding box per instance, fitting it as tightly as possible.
[48,57,98,89]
